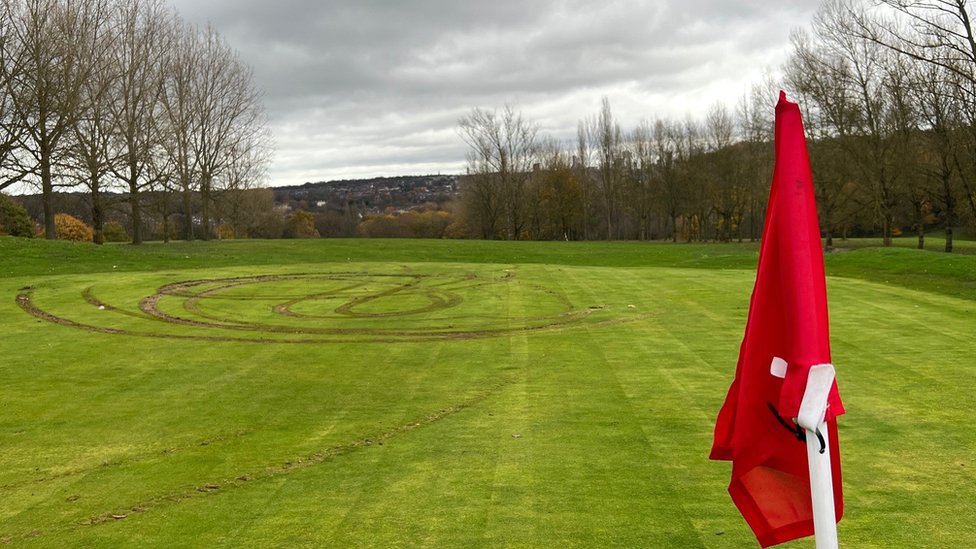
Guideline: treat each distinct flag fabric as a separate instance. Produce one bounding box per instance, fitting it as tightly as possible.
[709,91,845,547]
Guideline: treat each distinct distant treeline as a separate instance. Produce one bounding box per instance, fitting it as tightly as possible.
[454,1,976,252]
[2,186,463,241]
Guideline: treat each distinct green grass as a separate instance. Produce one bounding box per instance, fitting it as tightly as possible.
[0,237,974,547]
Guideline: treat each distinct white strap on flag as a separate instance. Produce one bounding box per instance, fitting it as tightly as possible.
[797,364,835,433]
[770,356,788,379]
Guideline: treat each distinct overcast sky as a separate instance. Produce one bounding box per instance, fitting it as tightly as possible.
[168,0,818,186]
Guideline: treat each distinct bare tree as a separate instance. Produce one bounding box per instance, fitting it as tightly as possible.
[702,102,745,241]
[160,18,200,240]
[0,0,270,242]
[628,120,655,240]
[852,0,976,237]
[190,25,266,241]
[0,1,28,192]
[458,171,502,239]
[575,120,593,240]
[787,28,867,248]
[883,50,928,248]
[213,127,272,238]
[65,0,116,244]
[458,105,538,240]
[143,142,178,241]
[4,0,103,238]
[735,79,776,242]
[912,59,963,251]
[106,0,173,244]
[651,118,686,242]
[588,96,623,240]
[788,2,902,246]
[859,1,976,87]
[681,116,711,241]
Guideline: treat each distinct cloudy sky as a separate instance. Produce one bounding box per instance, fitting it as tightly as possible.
[168,0,818,186]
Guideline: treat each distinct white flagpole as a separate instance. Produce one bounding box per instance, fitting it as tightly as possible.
[798,364,839,549]
[806,420,838,549]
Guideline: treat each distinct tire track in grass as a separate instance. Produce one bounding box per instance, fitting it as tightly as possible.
[0,376,516,545]
[830,277,975,347]
[828,324,976,547]
[554,265,709,547]
[476,362,522,547]
[0,429,254,493]
[315,339,516,547]
[17,286,608,344]
[612,325,737,547]
[830,281,976,405]
[629,271,779,546]
[317,338,447,545]
[481,265,534,547]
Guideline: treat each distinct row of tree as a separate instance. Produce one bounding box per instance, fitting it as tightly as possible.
[458,93,785,243]
[0,0,270,244]
[458,0,976,250]
[787,0,976,251]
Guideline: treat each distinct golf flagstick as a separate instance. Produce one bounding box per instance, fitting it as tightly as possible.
[710,92,845,547]
[798,364,839,549]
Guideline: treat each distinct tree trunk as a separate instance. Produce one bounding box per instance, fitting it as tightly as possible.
[942,171,954,253]
[182,183,194,240]
[749,200,757,242]
[92,183,104,245]
[201,173,211,241]
[129,182,143,245]
[818,178,832,252]
[41,152,55,240]
[965,180,976,224]
[128,158,143,244]
[913,198,924,250]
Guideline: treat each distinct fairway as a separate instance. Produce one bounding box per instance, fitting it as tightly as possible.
[1,238,974,548]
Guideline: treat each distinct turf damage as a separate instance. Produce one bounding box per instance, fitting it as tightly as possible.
[16,269,645,343]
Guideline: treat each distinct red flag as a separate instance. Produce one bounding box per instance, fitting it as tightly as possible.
[710,91,844,547]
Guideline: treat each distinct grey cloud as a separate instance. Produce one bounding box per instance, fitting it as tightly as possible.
[168,0,816,185]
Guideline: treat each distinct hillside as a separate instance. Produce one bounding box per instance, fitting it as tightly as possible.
[273,174,459,213]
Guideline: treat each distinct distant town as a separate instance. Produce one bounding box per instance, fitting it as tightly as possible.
[273,175,460,214]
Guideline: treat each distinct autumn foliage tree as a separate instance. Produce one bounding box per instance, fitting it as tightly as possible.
[284,209,319,238]
[458,105,538,240]
[54,213,93,241]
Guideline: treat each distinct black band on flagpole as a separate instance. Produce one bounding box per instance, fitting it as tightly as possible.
[765,402,828,454]
[766,402,806,442]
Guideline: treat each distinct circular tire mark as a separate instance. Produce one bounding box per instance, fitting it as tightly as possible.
[17,271,647,343]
